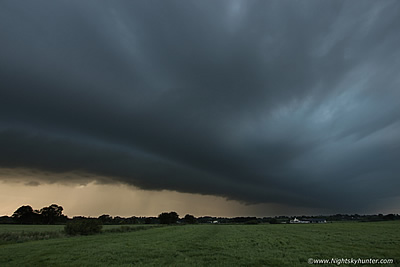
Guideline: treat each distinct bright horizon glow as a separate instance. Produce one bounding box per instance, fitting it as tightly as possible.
[0,181,326,218]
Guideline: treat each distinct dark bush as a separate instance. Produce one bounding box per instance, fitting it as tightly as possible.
[65,219,102,236]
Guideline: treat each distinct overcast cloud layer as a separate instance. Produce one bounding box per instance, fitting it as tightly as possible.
[1,0,400,213]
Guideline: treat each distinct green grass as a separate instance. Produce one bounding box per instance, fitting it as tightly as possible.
[0,222,399,266]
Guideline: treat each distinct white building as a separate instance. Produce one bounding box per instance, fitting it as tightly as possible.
[289,218,310,223]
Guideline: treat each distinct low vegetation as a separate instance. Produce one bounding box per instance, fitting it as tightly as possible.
[0,230,64,246]
[103,225,160,234]
[0,224,158,245]
[64,219,102,236]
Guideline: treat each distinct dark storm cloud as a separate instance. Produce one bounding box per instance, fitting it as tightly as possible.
[1,0,400,213]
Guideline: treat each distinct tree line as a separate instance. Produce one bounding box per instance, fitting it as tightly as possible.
[0,204,198,225]
[1,204,399,225]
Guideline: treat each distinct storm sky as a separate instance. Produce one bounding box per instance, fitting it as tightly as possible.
[1,0,400,216]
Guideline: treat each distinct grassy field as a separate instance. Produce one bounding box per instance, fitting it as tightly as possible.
[0,222,399,266]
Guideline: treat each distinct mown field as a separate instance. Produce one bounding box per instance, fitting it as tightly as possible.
[0,221,399,266]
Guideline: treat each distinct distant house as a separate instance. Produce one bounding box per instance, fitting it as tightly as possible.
[289,218,327,224]
[289,218,310,224]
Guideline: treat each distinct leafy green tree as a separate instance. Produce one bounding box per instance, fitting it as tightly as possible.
[183,214,197,224]
[12,205,41,224]
[40,204,65,224]
[98,214,113,224]
[158,212,179,224]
